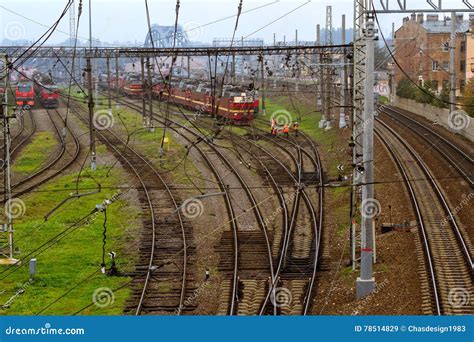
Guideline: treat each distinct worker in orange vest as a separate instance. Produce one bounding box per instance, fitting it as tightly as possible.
[283,123,289,137]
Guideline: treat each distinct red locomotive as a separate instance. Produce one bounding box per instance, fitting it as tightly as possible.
[15,81,35,107]
[122,73,143,97]
[35,83,59,109]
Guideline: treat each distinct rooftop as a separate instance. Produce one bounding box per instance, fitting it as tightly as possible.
[422,19,470,34]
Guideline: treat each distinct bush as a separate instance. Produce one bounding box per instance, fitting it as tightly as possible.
[396,78,448,109]
[462,79,474,117]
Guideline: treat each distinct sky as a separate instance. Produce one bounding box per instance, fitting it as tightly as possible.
[0,0,472,45]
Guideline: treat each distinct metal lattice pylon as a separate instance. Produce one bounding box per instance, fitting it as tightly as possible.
[351,0,367,270]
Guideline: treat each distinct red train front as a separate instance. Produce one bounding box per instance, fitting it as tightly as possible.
[15,81,35,106]
[216,88,256,124]
[38,85,60,109]
[122,73,143,97]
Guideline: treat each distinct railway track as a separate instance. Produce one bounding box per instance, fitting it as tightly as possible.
[380,106,473,187]
[238,129,323,315]
[69,101,196,315]
[159,109,324,314]
[100,91,323,314]
[3,110,37,161]
[110,97,278,315]
[375,119,473,315]
[0,109,81,200]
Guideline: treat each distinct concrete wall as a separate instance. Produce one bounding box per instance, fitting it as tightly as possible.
[392,96,474,142]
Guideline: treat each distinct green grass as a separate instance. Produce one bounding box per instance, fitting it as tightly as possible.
[378,95,389,104]
[12,132,58,175]
[0,166,141,315]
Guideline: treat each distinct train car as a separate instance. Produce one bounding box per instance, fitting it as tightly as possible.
[36,84,60,109]
[150,80,257,124]
[15,81,35,107]
[122,73,143,98]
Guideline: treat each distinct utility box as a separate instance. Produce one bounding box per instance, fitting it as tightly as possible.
[29,258,37,278]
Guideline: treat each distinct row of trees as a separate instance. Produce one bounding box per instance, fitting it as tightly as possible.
[396,77,474,117]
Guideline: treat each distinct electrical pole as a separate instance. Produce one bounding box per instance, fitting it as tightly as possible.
[88,0,92,49]
[323,6,333,129]
[449,12,457,114]
[260,53,266,116]
[356,8,376,299]
[106,56,112,115]
[0,55,17,265]
[141,57,147,126]
[317,24,323,114]
[147,57,154,132]
[295,29,299,92]
[231,53,236,84]
[86,57,96,171]
[340,14,348,128]
[187,56,191,79]
[115,54,119,108]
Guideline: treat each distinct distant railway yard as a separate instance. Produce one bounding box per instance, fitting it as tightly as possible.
[0,1,473,321]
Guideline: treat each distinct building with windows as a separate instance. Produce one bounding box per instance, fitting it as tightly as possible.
[394,13,471,96]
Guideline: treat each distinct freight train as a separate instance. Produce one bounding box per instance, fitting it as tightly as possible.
[109,73,259,124]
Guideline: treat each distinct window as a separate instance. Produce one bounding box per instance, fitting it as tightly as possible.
[460,60,466,73]
[18,84,32,92]
[432,60,439,71]
[442,61,449,70]
[431,80,439,90]
[461,41,466,52]
[460,80,466,93]
[443,80,450,89]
